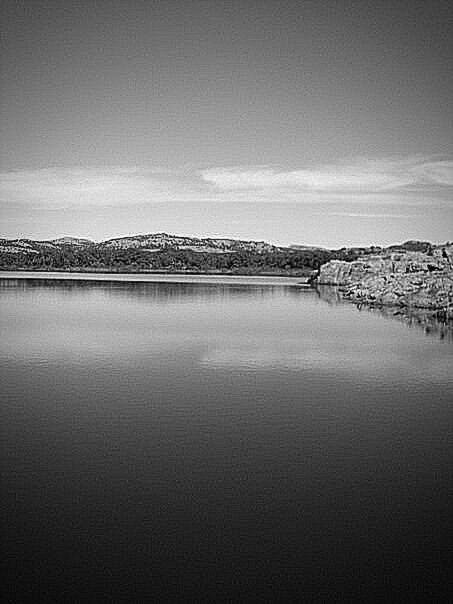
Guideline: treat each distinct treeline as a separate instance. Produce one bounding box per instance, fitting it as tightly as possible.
[0,244,370,275]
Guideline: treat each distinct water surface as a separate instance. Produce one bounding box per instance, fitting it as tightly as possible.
[1,278,452,601]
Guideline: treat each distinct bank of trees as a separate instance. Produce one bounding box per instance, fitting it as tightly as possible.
[0,244,367,275]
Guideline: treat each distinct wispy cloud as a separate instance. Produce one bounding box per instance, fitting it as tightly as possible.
[314,212,416,219]
[1,156,451,208]
[200,156,453,193]
[0,166,197,207]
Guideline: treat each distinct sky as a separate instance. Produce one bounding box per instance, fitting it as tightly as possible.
[1,0,452,247]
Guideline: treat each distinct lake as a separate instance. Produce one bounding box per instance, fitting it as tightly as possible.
[1,275,452,601]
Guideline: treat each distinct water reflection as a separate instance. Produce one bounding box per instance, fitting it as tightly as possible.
[1,276,452,601]
[2,278,451,380]
[316,285,453,341]
[0,277,302,305]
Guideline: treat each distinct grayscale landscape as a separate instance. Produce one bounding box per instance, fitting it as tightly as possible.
[1,1,452,602]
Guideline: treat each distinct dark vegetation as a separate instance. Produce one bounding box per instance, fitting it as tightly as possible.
[0,244,368,276]
[1,238,433,276]
[0,245,330,275]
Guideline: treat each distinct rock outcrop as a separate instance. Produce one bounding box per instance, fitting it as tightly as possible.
[316,245,453,319]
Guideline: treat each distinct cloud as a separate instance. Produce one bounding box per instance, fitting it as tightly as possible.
[0,166,201,207]
[414,160,453,186]
[315,212,415,218]
[1,156,451,208]
[200,156,453,193]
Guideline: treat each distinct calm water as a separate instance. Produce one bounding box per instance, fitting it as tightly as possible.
[1,278,452,601]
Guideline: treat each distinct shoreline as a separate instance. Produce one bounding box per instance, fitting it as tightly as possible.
[0,270,309,287]
[315,246,453,323]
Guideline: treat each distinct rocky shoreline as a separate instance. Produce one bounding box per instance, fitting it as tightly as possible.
[315,244,453,325]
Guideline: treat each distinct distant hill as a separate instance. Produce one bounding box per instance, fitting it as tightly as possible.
[0,234,448,277]
[386,240,434,253]
[100,232,283,254]
[0,233,331,276]
[51,236,93,246]
[289,244,328,251]
[0,232,289,255]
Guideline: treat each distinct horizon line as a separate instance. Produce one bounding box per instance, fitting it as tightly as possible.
[1,231,451,250]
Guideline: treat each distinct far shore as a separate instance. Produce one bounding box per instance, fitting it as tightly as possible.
[0,270,310,287]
